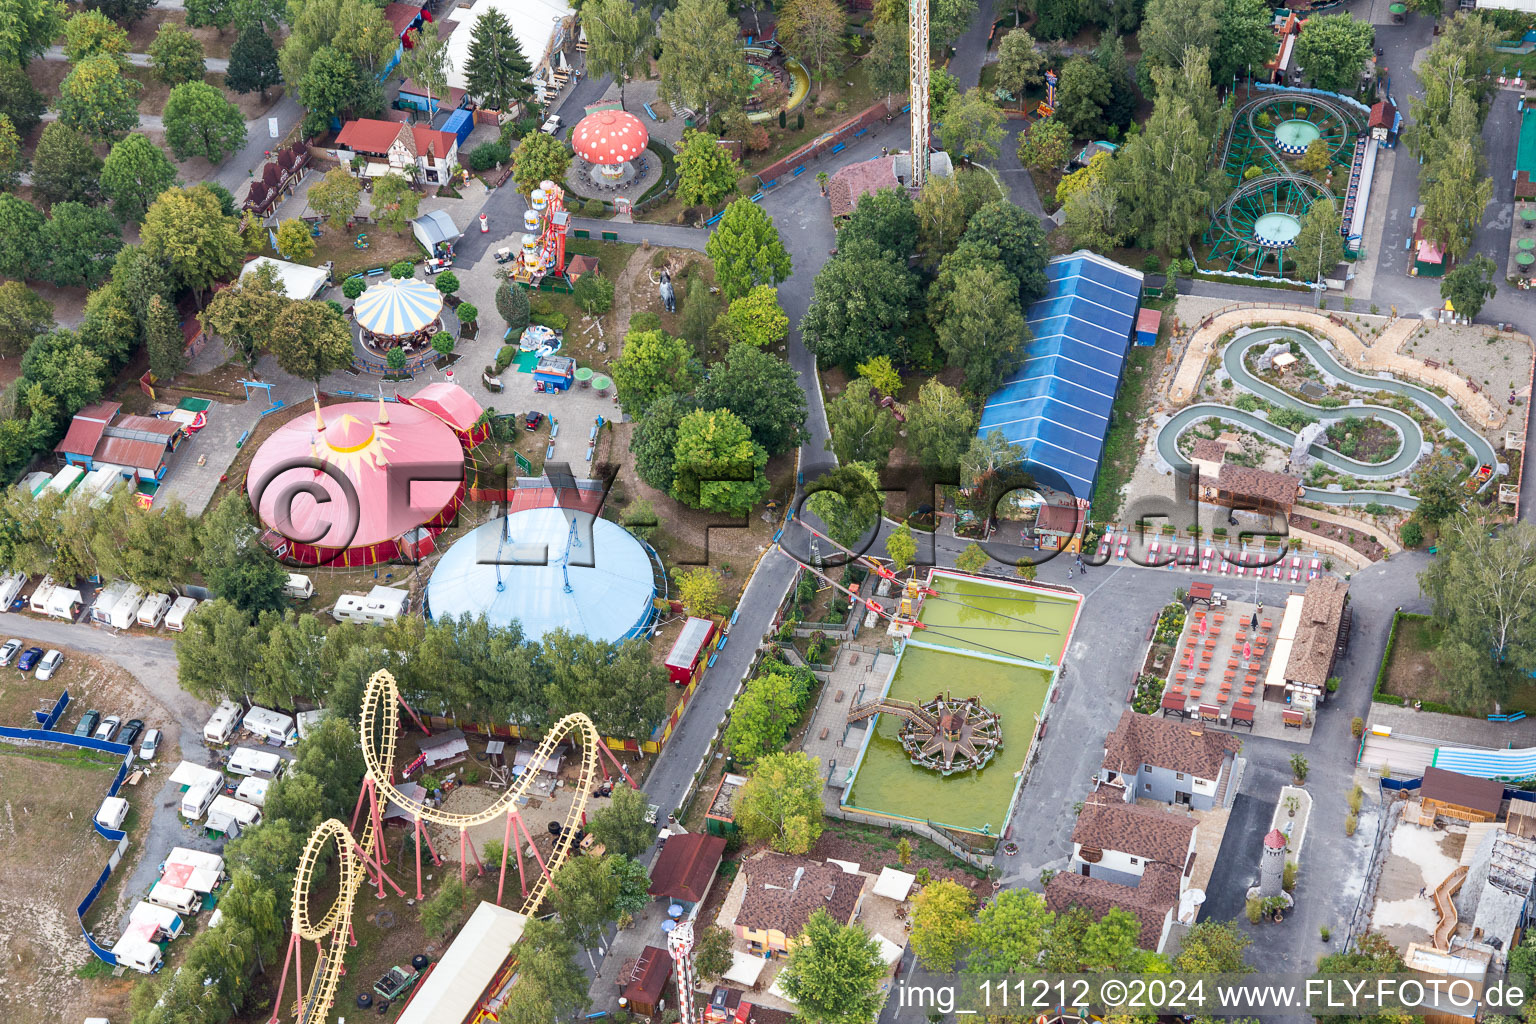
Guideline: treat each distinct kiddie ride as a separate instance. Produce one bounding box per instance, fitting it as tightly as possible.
[773,513,937,638]
[508,181,570,286]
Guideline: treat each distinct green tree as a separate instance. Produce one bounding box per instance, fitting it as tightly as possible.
[164,80,248,162]
[296,45,374,136]
[58,54,140,140]
[30,124,103,207]
[657,0,750,122]
[694,925,735,980]
[678,276,718,351]
[718,285,790,348]
[779,909,886,1024]
[805,462,884,550]
[500,919,591,1024]
[963,200,1050,306]
[541,631,670,741]
[934,261,1026,393]
[268,301,352,382]
[930,0,978,48]
[1420,135,1493,263]
[1409,450,1464,526]
[497,280,530,334]
[1063,172,1126,251]
[885,521,917,571]
[724,661,815,761]
[907,379,977,474]
[675,129,743,208]
[1293,198,1344,285]
[941,87,1006,162]
[825,378,899,466]
[148,22,206,84]
[63,10,128,62]
[0,62,45,136]
[40,202,122,289]
[705,198,792,300]
[1215,0,1277,82]
[100,134,178,224]
[0,281,52,357]
[1297,137,1332,176]
[400,21,449,115]
[78,283,138,366]
[1173,920,1254,973]
[1420,518,1536,712]
[612,328,697,415]
[856,354,902,397]
[1314,933,1409,1024]
[572,271,613,316]
[672,565,723,615]
[955,542,989,572]
[1292,13,1374,93]
[200,262,284,366]
[801,241,916,370]
[1053,56,1111,138]
[630,392,695,492]
[371,172,421,234]
[142,185,243,301]
[274,217,316,263]
[111,243,174,324]
[778,0,845,86]
[581,0,650,108]
[586,785,654,860]
[419,875,471,938]
[226,26,281,99]
[837,186,918,256]
[1138,0,1218,74]
[914,173,966,263]
[670,407,770,513]
[964,888,1052,972]
[195,494,292,614]
[1018,115,1072,172]
[996,29,1047,97]
[865,18,910,107]
[909,878,975,970]
[511,129,571,196]
[548,853,622,949]
[735,750,824,853]
[0,0,63,65]
[0,193,43,281]
[1440,254,1497,322]
[306,167,361,231]
[184,0,234,33]
[697,342,807,455]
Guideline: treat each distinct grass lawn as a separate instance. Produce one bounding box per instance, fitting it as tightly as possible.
[254,226,424,281]
[1381,612,1536,716]
[1090,307,1167,522]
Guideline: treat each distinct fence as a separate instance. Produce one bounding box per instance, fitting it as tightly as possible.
[1342,796,1397,949]
[754,99,896,189]
[822,804,993,871]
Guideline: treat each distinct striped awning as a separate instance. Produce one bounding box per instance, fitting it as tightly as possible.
[353,278,444,337]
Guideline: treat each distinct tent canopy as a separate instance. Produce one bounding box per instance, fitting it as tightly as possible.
[412,209,462,250]
[872,866,916,901]
[353,277,444,337]
[242,257,329,300]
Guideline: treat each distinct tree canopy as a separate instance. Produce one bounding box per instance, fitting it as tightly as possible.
[612,328,697,416]
[657,0,750,121]
[825,378,899,467]
[164,80,248,162]
[675,129,743,208]
[1292,13,1374,94]
[669,407,770,514]
[778,909,887,1024]
[705,199,792,300]
[697,342,807,456]
[581,0,650,106]
[734,750,824,853]
[1440,254,1498,322]
[100,133,178,224]
[800,240,917,371]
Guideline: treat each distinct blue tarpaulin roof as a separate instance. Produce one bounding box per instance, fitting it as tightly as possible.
[975,252,1143,502]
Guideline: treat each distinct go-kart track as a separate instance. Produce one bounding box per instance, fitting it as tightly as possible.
[1206,92,1368,274]
[1156,326,1501,510]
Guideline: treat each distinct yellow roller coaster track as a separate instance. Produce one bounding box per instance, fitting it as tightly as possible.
[280,669,609,1024]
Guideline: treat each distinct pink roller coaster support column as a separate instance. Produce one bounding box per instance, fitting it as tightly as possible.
[497,809,515,905]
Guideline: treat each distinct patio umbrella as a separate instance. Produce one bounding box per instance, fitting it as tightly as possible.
[661,919,676,933]
[1244,642,1251,660]
[1199,614,1208,634]
[668,903,683,918]
[353,278,444,338]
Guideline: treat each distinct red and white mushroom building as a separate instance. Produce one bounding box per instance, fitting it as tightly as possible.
[571,108,649,184]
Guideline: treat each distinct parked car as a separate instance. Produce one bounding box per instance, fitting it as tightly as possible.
[36,648,64,682]
[73,709,101,738]
[139,728,161,761]
[16,646,43,673]
[524,411,544,431]
[120,718,144,747]
[0,638,21,667]
[540,114,563,136]
[94,714,121,741]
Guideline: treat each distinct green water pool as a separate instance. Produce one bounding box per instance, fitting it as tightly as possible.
[840,574,1080,834]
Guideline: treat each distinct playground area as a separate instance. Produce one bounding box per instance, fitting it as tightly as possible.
[839,572,1081,836]
[1206,90,1371,276]
[742,44,810,122]
[1157,306,1532,517]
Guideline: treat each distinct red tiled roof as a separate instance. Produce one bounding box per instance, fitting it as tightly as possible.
[384,1,422,35]
[736,853,862,935]
[94,436,168,472]
[1045,863,1180,951]
[1073,800,1195,865]
[1214,464,1301,508]
[1369,101,1396,129]
[54,402,121,455]
[1102,710,1242,781]
[648,832,725,904]
[336,119,404,154]
[411,123,457,160]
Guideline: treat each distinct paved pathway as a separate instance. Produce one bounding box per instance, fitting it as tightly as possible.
[41,45,230,72]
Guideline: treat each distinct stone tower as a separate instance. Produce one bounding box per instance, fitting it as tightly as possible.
[1259,828,1287,898]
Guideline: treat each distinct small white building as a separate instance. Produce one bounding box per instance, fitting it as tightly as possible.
[28,576,54,614]
[205,794,262,835]
[226,746,285,778]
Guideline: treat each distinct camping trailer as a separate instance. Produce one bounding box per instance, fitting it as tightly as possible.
[332,585,409,625]
[110,933,163,974]
[226,746,284,778]
[0,572,23,609]
[44,585,82,621]
[78,464,127,506]
[296,709,326,740]
[283,573,314,599]
[235,775,270,807]
[180,780,218,820]
[163,847,224,875]
[169,761,222,792]
[203,701,243,745]
[242,706,296,746]
[91,580,145,630]
[129,901,184,941]
[147,881,201,915]
[95,796,128,831]
[164,595,198,631]
[43,465,85,497]
[28,576,55,614]
[136,593,172,628]
[204,795,262,835]
[21,471,50,496]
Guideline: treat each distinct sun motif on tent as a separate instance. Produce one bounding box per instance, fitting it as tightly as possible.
[309,410,403,476]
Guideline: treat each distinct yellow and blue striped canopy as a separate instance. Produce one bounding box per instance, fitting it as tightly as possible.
[353,278,444,337]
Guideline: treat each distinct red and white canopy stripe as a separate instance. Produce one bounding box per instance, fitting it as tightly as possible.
[571,109,649,165]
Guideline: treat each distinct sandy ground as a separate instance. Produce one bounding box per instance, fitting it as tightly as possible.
[1369,822,1464,950]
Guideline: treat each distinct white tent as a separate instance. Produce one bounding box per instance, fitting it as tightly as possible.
[412,210,462,253]
[45,587,81,620]
[95,796,129,830]
[241,256,329,300]
[163,846,224,874]
[169,761,222,791]
[227,746,284,777]
[872,866,916,902]
[723,949,768,987]
[440,0,573,97]
[161,862,222,893]
[397,903,528,1024]
[872,933,904,968]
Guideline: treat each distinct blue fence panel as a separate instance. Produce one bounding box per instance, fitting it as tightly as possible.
[1379,777,1421,792]
[78,862,120,965]
[35,690,68,729]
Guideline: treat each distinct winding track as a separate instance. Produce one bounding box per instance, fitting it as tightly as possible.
[1156,327,1501,510]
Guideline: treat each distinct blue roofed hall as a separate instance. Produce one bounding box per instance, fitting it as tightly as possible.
[425,506,660,644]
[974,251,1144,503]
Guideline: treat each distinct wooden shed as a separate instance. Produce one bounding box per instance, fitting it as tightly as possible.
[1420,767,1504,823]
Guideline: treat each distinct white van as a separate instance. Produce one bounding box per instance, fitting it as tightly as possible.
[95,796,129,831]
[331,585,409,625]
[164,595,199,632]
[136,593,172,628]
[242,706,296,746]
[203,700,243,745]
[226,746,284,778]
[234,775,270,807]
[179,779,219,820]
[283,573,314,599]
[147,881,201,915]
[205,795,262,835]
[0,572,24,610]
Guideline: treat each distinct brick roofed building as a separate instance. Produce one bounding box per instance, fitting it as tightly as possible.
[647,832,726,910]
[1046,862,1183,951]
[1098,710,1243,810]
[334,118,460,183]
[826,157,900,218]
[1281,576,1348,698]
[730,853,865,955]
[1419,767,1505,823]
[1073,800,1196,867]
